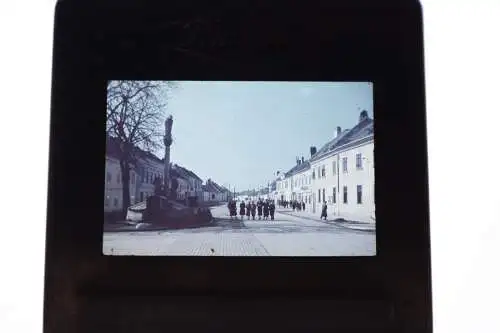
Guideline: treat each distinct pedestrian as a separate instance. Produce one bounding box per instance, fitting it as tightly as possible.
[239,201,246,220]
[251,201,257,220]
[246,201,251,220]
[297,201,301,211]
[269,201,276,220]
[321,201,328,220]
[302,201,305,211]
[263,200,270,220]
[292,201,296,211]
[230,200,237,219]
[227,201,232,219]
[257,199,263,220]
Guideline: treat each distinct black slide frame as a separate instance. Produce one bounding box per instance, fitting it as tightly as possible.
[44,0,432,332]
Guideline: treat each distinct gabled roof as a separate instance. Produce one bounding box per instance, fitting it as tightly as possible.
[105,135,163,165]
[310,117,373,162]
[284,160,311,178]
[204,179,227,193]
[171,164,203,182]
[105,136,122,160]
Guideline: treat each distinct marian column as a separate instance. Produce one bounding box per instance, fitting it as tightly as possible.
[163,115,174,196]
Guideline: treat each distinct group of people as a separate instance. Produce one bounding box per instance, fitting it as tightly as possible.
[278,200,306,211]
[278,199,328,220]
[227,199,276,220]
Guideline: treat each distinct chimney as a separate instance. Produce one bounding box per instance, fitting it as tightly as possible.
[301,156,304,163]
[359,110,369,123]
[310,146,317,157]
[335,126,342,138]
[296,157,300,165]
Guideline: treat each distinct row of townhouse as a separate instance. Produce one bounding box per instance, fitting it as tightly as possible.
[202,179,230,202]
[104,137,165,212]
[104,136,226,213]
[170,164,203,201]
[275,110,375,223]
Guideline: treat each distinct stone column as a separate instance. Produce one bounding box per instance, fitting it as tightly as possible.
[163,115,173,196]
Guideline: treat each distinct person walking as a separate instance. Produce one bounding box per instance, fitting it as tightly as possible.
[239,201,246,220]
[292,201,296,211]
[246,201,251,220]
[251,201,257,220]
[302,201,306,211]
[227,201,232,219]
[321,201,328,220]
[263,200,270,220]
[257,199,263,220]
[269,201,276,220]
[230,200,237,219]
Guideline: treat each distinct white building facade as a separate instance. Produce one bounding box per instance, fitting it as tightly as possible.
[309,111,375,223]
[104,155,138,213]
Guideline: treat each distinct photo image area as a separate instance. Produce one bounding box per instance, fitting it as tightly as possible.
[103,81,375,256]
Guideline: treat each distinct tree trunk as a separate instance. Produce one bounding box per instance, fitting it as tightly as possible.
[120,159,131,219]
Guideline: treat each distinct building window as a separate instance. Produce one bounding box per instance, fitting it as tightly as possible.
[321,166,326,177]
[356,153,363,170]
[106,172,112,183]
[318,189,321,203]
[343,186,348,204]
[322,188,325,202]
[342,157,348,173]
[357,185,363,204]
[333,187,336,203]
[113,197,118,207]
[131,172,135,184]
[332,161,337,175]
[312,170,315,179]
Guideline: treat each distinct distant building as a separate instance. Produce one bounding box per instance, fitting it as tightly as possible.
[203,179,229,202]
[277,156,312,206]
[170,164,203,201]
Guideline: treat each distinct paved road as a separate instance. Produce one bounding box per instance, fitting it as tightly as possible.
[103,204,376,256]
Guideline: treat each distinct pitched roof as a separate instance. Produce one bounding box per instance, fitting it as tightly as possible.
[105,136,122,160]
[278,115,374,181]
[105,135,163,164]
[310,117,373,162]
[171,164,203,182]
[284,160,311,177]
[204,179,228,193]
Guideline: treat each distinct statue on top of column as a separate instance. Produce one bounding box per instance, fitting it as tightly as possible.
[164,115,173,147]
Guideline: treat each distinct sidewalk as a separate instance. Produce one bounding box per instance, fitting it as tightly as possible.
[103,219,215,233]
[277,208,376,232]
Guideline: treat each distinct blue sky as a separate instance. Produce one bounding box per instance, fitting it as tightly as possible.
[159,81,373,192]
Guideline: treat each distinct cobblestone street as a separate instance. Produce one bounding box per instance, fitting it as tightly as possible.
[103,204,376,256]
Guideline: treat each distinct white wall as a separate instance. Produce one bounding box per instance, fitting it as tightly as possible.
[104,156,137,212]
[310,141,374,222]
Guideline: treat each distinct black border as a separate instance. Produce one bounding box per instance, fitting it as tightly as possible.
[44,0,432,332]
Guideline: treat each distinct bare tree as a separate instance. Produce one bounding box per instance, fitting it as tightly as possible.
[106,80,176,217]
